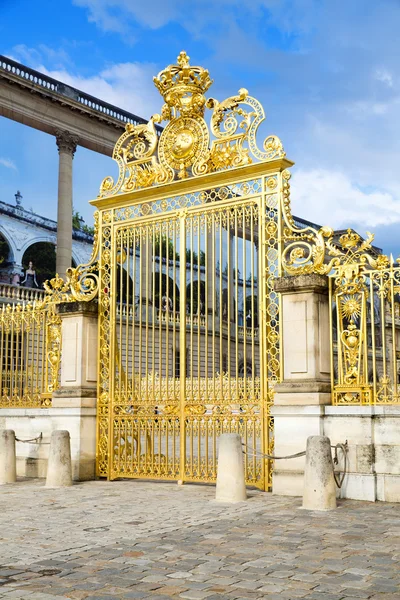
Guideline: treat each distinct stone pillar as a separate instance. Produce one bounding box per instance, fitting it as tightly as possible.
[216,433,247,502]
[56,130,78,279]
[271,273,332,496]
[45,430,73,488]
[302,436,336,511]
[0,430,16,484]
[52,300,98,480]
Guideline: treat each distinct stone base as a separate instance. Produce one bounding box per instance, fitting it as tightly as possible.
[274,380,331,406]
[0,407,96,481]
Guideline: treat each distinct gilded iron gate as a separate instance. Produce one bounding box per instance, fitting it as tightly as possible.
[85,51,295,490]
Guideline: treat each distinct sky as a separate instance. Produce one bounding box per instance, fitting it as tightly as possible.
[1,0,400,255]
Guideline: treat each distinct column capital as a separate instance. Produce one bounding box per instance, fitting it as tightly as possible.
[274,273,329,295]
[56,130,79,156]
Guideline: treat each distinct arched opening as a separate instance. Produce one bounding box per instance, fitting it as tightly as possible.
[22,242,56,288]
[154,273,180,312]
[244,295,258,327]
[239,359,255,377]
[186,280,206,315]
[0,232,13,283]
[115,265,135,305]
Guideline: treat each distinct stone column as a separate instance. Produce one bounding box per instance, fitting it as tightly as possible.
[206,230,215,314]
[56,131,78,279]
[51,300,98,480]
[271,273,331,496]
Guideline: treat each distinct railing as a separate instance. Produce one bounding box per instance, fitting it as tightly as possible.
[115,305,258,339]
[0,54,157,130]
[115,374,261,404]
[330,260,400,405]
[0,302,61,408]
[0,283,46,303]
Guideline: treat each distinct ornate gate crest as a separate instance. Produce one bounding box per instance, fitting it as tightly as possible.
[99,51,285,197]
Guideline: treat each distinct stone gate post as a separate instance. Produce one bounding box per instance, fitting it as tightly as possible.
[271,273,331,496]
[52,300,98,480]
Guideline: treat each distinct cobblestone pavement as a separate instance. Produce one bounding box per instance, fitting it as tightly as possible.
[0,479,399,600]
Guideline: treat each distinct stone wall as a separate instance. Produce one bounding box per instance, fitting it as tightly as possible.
[0,407,96,480]
[272,404,400,502]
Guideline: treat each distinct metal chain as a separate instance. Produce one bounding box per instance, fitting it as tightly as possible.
[242,441,348,488]
[242,444,306,460]
[15,433,44,444]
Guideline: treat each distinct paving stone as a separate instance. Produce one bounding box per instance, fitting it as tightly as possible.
[0,480,397,600]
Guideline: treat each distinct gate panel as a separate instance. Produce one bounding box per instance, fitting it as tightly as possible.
[107,196,266,486]
[112,216,182,479]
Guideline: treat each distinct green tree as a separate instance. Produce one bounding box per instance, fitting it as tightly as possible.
[0,234,10,265]
[154,235,179,261]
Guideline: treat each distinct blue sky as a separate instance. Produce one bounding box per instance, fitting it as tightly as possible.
[1,0,400,255]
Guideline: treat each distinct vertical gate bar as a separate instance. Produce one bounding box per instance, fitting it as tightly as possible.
[145,226,150,405]
[212,212,216,403]
[190,218,194,402]
[227,212,232,391]
[41,311,46,398]
[108,220,117,479]
[126,229,130,393]
[250,205,255,393]
[259,189,267,490]
[172,220,177,417]
[152,226,156,403]
[166,221,170,396]
[118,231,123,405]
[31,312,35,400]
[242,208,247,403]
[18,318,22,399]
[0,307,4,398]
[197,218,201,480]
[250,204,256,480]
[337,292,343,385]
[126,231,130,472]
[138,231,143,403]
[204,216,210,477]
[370,277,377,401]
[329,277,335,400]
[158,222,163,408]
[390,266,397,400]
[204,217,209,404]
[179,213,187,483]
[197,216,201,384]
[219,212,223,400]
[234,209,239,408]
[21,310,25,399]
[189,217,194,477]
[380,277,387,384]
[131,228,136,473]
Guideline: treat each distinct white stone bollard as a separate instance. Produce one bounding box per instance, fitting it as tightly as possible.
[46,430,73,487]
[302,435,336,511]
[216,433,247,502]
[0,430,17,485]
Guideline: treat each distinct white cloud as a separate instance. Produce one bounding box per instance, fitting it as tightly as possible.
[0,158,17,171]
[291,168,400,230]
[376,68,394,88]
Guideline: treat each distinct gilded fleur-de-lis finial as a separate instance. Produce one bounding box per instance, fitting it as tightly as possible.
[177,51,190,67]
